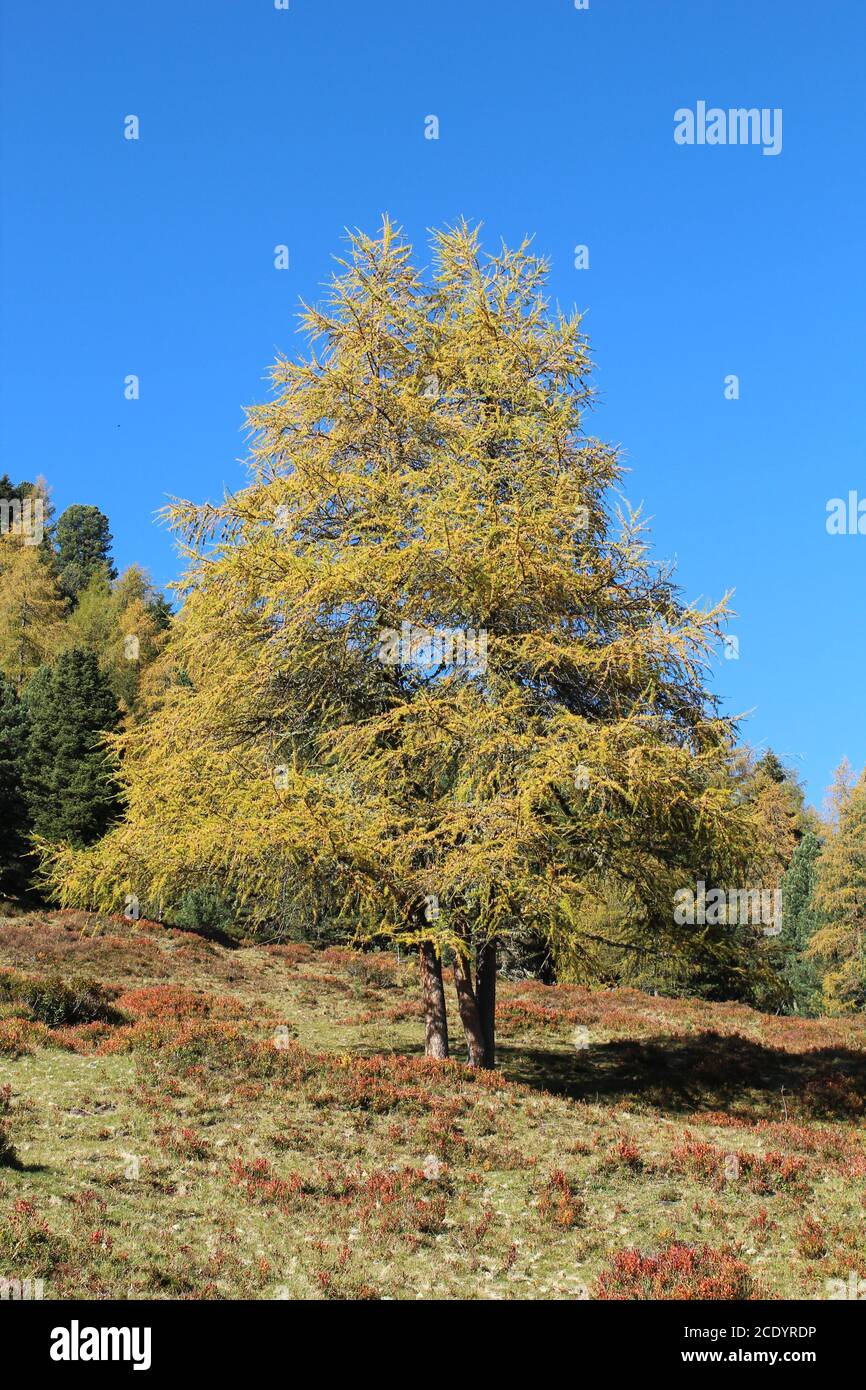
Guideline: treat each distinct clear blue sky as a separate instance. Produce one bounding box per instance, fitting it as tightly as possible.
[1,0,863,805]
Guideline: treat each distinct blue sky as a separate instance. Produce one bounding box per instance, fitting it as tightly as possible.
[0,0,863,805]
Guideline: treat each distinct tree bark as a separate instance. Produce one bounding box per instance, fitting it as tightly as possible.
[452,951,488,1068]
[475,937,497,1070]
[419,941,449,1059]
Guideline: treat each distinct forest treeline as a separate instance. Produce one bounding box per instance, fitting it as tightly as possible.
[2,225,865,1062]
[0,474,169,888]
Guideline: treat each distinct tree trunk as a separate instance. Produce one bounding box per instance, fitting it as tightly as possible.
[476,937,497,1070]
[419,941,449,1059]
[452,951,488,1068]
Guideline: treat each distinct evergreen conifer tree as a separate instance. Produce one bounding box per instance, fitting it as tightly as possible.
[23,647,121,846]
[780,830,823,1014]
[0,673,30,895]
[54,505,116,602]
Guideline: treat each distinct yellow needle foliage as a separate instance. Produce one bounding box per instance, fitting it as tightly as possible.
[810,765,866,1013]
[0,535,66,692]
[41,219,761,986]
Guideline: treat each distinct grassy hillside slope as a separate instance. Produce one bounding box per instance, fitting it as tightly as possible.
[2,911,866,1300]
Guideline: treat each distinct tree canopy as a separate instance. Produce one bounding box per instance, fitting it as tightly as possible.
[54,504,116,601]
[810,766,866,1013]
[40,219,772,1064]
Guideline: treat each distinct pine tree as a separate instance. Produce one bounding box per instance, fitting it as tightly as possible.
[779,831,823,1014]
[23,647,122,847]
[756,749,787,784]
[810,768,866,1013]
[54,505,116,602]
[0,674,30,896]
[39,221,760,1066]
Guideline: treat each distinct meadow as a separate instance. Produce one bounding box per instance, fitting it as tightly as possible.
[2,909,866,1301]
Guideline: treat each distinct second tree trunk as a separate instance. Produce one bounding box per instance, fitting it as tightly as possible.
[419,941,449,1059]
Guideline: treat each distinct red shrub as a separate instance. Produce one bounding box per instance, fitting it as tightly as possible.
[796,1214,827,1260]
[670,1134,808,1193]
[538,1170,584,1228]
[115,986,246,1022]
[596,1242,758,1300]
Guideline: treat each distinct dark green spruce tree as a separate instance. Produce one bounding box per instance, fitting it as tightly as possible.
[23,647,122,846]
[0,673,31,896]
[756,749,788,785]
[54,505,116,602]
[780,830,824,1015]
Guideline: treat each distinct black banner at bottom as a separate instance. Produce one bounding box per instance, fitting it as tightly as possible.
[1,1297,859,1376]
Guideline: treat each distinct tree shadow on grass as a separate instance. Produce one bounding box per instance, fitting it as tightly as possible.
[496,1033,866,1119]
[0,1157,48,1175]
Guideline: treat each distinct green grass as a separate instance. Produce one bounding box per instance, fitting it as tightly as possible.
[2,909,866,1300]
